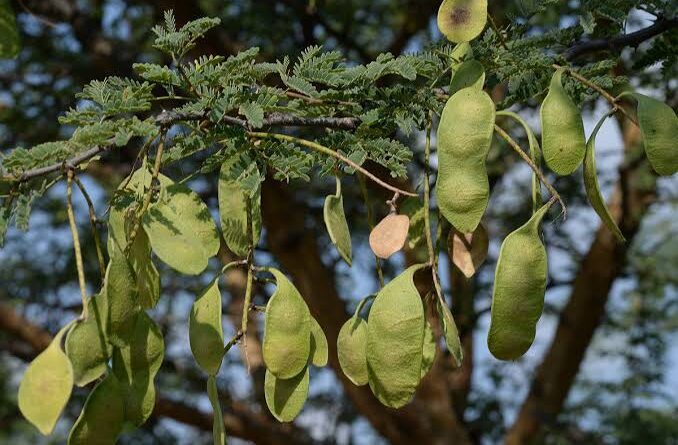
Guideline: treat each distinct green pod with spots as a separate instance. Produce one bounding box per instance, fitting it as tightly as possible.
[190,279,225,375]
[105,251,140,347]
[323,177,352,266]
[449,59,485,95]
[583,111,625,243]
[437,298,463,367]
[487,201,552,360]
[366,264,427,408]
[632,93,678,176]
[437,0,488,43]
[540,69,586,175]
[18,324,74,435]
[67,373,125,445]
[337,316,369,386]
[436,87,495,233]
[264,367,309,422]
[263,268,311,379]
[309,317,328,367]
[207,376,226,445]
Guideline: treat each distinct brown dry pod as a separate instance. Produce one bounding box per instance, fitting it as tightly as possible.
[448,223,489,278]
[369,214,410,259]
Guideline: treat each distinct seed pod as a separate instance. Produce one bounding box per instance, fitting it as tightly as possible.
[367,264,427,408]
[437,298,463,367]
[540,69,586,175]
[632,93,678,176]
[18,324,74,435]
[437,0,488,43]
[583,112,625,243]
[449,59,485,95]
[436,87,495,233]
[448,223,489,278]
[449,42,474,71]
[263,268,311,379]
[309,317,328,367]
[67,373,125,445]
[143,182,220,275]
[264,367,309,422]
[420,319,437,379]
[66,294,112,386]
[369,213,410,259]
[323,177,352,265]
[337,317,369,386]
[207,376,226,445]
[487,201,551,360]
[129,227,161,309]
[112,312,164,426]
[105,251,140,347]
[190,279,225,375]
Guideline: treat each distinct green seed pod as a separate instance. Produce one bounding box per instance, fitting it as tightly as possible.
[487,201,551,360]
[112,312,164,426]
[436,87,495,233]
[67,373,125,445]
[207,376,226,445]
[105,252,140,347]
[218,157,262,257]
[366,264,427,408]
[18,324,74,435]
[323,177,352,265]
[264,367,310,422]
[437,298,463,367]
[449,59,485,95]
[337,317,369,386]
[309,317,328,367]
[540,69,586,175]
[190,279,225,375]
[437,0,488,43]
[129,227,161,309]
[143,182,220,275]
[263,268,311,379]
[632,93,678,176]
[420,319,437,379]
[66,294,112,387]
[583,112,625,243]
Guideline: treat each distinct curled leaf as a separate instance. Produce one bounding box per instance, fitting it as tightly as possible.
[207,376,226,445]
[632,93,678,176]
[437,298,463,367]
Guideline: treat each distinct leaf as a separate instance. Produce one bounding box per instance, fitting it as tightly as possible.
[67,373,125,445]
[420,319,436,379]
[263,269,311,379]
[66,294,113,386]
[264,367,309,422]
[448,223,489,278]
[207,376,226,445]
[239,102,264,128]
[190,279,225,375]
[437,299,463,367]
[18,324,74,435]
[583,112,625,243]
[323,177,352,265]
[337,316,369,386]
[0,0,20,58]
[369,213,410,259]
[366,264,427,408]
[309,317,328,367]
[143,182,220,275]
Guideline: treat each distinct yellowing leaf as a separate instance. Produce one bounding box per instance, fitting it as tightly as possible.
[369,213,410,259]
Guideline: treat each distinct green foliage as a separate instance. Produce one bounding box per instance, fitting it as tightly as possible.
[0,0,19,58]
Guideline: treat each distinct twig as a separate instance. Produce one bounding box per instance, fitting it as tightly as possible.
[72,176,106,280]
[247,132,417,197]
[358,173,384,288]
[66,170,89,320]
[487,13,509,50]
[423,113,444,300]
[16,0,59,28]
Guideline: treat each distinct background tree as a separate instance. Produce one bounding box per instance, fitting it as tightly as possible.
[1,1,677,444]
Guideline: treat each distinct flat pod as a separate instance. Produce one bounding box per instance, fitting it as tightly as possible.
[366,264,427,408]
[420,319,437,379]
[323,177,352,265]
[369,213,410,259]
[337,317,369,386]
[105,251,140,347]
[437,0,488,43]
[264,367,309,422]
[448,223,489,278]
[263,269,311,379]
[583,112,625,243]
[190,279,225,375]
[632,93,678,176]
[143,182,220,275]
[129,227,161,309]
[449,59,485,95]
[66,294,113,386]
[437,299,463,367]
[540,69,586,175]
[435,87,495,233]
[67,373,125,445]
[309,317,328,367]
[18,324,74,435]
[488,201,551,360]
[207,376,226,445]
[218,157,262,256]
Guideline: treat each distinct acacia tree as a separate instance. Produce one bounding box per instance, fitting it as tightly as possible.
[1,1,677,444]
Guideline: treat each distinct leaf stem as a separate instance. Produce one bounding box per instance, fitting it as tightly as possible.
[66,170,89,320]
[72,176,106,280]
[423,113,444,300]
